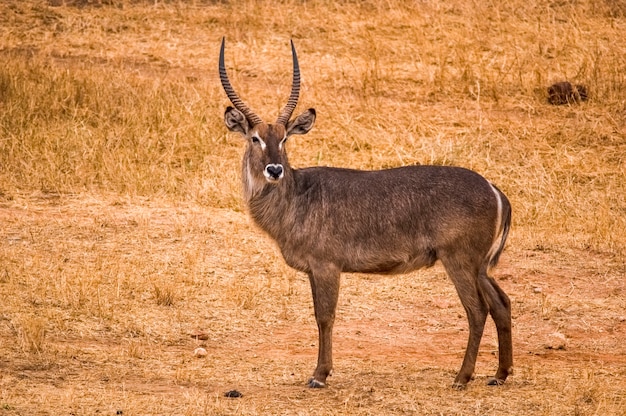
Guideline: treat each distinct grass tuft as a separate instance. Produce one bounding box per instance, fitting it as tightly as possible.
[154,283,175,307]
[17,316,47,355]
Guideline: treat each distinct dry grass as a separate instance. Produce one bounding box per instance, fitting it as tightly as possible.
[0,0,625,415]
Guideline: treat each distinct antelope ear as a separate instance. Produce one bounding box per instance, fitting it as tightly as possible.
[224,106,250,135]
[286,108,316,137]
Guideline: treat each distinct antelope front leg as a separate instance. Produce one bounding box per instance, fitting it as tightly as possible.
[306,263,341,388]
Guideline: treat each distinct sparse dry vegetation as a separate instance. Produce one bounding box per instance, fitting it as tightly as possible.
[0,0,625,415]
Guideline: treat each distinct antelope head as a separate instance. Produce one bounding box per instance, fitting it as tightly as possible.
[219,38,316,186]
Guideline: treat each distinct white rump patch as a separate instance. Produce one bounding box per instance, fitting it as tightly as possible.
[486,182,504,264]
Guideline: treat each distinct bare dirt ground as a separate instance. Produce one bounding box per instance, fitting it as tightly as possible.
[1,193,625,415]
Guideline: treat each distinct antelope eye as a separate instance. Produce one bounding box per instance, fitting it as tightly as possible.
[251,137,260,144]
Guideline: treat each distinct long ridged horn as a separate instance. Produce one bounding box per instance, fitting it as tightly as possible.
[276,40,301,126]
[219,37,263,127]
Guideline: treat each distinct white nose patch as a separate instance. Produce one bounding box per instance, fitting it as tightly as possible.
[264,164,284,181]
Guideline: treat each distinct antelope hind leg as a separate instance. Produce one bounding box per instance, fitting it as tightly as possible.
[479,274,513,386]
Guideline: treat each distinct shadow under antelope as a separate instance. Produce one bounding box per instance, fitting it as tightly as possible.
[218,38,513,389]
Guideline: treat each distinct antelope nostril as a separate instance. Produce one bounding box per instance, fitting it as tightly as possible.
[265,164,284,180]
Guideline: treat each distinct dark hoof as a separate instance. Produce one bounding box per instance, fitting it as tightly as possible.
[306,378,326,388]
[451,382,467,390]
[487,377,505,386]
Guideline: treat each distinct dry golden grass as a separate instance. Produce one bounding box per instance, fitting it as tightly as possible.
[0,0,625,415]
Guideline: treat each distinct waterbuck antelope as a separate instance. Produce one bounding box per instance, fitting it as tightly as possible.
[219,38,513,389]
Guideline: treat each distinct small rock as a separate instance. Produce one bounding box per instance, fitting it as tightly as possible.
[533,287,543,294]
[224,390,243,398]
[547,81,588,105]
[190,331,209,341]
[193,347,208,358]
[545,332,567,350]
